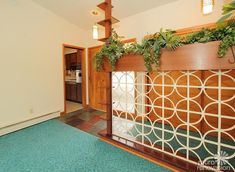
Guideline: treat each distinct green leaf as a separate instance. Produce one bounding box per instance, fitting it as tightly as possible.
[217,13,233,23]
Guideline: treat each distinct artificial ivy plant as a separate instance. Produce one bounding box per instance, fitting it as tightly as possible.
[95,31,125,71]
[218,0,235,23]
[95,22,235,72]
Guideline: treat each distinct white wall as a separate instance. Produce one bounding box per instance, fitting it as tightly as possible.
[86,0,224,46]
[0,0,225,129]
[0,0,87,128]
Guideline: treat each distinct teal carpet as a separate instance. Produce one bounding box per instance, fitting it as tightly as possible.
[0,120,170,172]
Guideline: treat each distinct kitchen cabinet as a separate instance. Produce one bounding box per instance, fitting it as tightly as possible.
[65,83,82,103]
[77,50,82,64]
[70,83,77,101]
[65,52,82,70]
[70,53,77,66]
[65,54,71,70]
[65,83,71,100]
[76,83,82,102]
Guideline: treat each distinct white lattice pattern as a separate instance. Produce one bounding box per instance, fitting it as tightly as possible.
[112,70,235,171]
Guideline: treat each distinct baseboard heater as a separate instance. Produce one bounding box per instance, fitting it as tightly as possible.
[0,111,60,136]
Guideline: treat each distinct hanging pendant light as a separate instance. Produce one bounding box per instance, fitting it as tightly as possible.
[92,23,98,40]
[202,0,214,15]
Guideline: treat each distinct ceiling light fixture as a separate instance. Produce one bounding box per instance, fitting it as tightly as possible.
[202,0,214,15]
[92,23,98,40]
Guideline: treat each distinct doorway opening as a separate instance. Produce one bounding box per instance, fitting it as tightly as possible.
[62,44,86,115]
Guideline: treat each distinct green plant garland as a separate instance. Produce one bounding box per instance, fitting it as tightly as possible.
[95,22,235,72]
[218,0,235,23]
[95,31,125,71]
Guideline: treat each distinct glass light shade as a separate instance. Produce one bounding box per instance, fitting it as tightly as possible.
[92,24,98,40]
[202,0,214,15]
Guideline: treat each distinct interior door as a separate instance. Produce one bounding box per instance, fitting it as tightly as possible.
[88,46,108,111]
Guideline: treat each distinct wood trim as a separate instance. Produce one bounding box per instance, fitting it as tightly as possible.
[63,44,85,50]
[145,21,232,37]
[175,22,217,36]
[175,20,234,36]
[61,46,66,116]
[99,133,215,172]
[144,22,218,39]
[88,45,103,50]
[61,44,87,116]
[100,136,183,172]
[81,49,87,108]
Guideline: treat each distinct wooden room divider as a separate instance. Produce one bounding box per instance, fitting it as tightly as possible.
[100,39,235,171]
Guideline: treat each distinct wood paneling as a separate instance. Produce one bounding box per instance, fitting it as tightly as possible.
[160,41,235,71]
[103,54,145,72]
[147,70,235,139]
[102,41,235,72]
[88,46,108,111]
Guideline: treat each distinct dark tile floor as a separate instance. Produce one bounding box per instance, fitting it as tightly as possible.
[60,108,107,137]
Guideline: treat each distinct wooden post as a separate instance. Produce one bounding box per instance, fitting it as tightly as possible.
[105,0,112,136]
[106,72,112,136]
[105,0,112,39]
[97,0,118,136]
[97,0,119,42]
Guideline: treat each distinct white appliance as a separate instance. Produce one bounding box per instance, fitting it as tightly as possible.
[76,70,82,83]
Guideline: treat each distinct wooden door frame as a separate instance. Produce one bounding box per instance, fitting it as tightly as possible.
[61,44,87,116]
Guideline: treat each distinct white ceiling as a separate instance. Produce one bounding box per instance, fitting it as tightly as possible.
[32,0,178,30]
